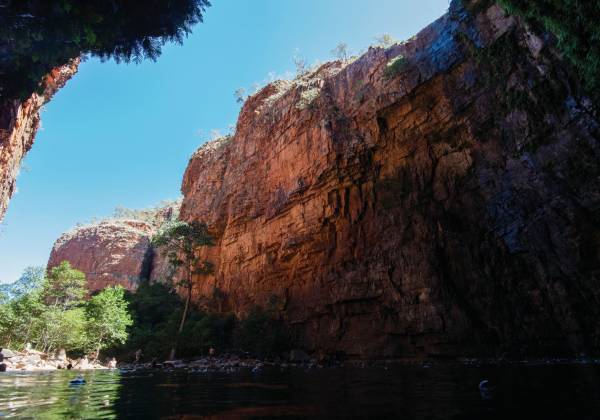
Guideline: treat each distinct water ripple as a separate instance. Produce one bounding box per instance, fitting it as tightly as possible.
[1,364,600,419]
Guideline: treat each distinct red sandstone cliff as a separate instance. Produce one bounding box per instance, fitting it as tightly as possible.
[179,1,600,358]
[47,202,180,293]
[48,220,154,293]
[45,0,600,359]
[0,60,79,221]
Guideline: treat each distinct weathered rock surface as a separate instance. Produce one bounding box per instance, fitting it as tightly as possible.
[0,60,79,221]
[48,220,154,292]
[180,0,600,358]
[47,202,180,292]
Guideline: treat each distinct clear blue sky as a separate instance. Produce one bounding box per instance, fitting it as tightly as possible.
[0,0,449,283]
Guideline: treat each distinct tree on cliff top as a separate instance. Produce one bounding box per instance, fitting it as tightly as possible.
[0,0,211,100]
[152,221,214,360]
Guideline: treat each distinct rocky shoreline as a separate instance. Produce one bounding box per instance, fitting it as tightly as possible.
[0,348,109,372]
[118,354,600,374]
[3,346,600,373]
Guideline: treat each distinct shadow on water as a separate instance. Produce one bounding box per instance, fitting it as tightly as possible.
[2,364,600,418]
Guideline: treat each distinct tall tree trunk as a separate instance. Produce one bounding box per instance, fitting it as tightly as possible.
[94,333,104,361]
[24,321,31,344]
[169,277,192,360]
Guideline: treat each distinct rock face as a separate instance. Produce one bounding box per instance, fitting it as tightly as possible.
[47,202,180,292]
[180,0,600,358]
[0,60,79,221]
[48,220,154,292]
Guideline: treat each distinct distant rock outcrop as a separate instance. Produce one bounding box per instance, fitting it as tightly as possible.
[47,202,180,292]
[48,220,154,292]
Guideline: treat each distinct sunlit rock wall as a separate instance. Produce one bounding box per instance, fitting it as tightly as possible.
[180,0,600,358]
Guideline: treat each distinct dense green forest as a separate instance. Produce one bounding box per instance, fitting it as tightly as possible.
[0,264,291,361]
[110,282,291,361]
[0,219,291,362]
[0,262,132,357]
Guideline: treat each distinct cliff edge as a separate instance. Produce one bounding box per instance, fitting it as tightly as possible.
[0,60,79,221]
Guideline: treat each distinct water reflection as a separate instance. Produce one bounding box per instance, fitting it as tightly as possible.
[1,364,600,419]
[0,370,121,418]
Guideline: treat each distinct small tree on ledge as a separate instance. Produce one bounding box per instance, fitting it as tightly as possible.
[152,221,214,360]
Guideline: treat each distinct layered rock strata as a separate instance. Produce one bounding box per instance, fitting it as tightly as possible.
[179,0,600,358]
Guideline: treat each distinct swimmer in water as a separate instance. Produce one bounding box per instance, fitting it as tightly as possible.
[70,375,86,385]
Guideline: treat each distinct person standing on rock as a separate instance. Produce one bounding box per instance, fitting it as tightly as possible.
[134,349,142,364]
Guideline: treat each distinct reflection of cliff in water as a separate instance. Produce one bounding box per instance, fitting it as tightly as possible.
[3,364,600,418]
[109,364,600,419]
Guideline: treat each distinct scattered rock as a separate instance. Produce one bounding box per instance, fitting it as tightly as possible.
[0,349,110,372]
[290,350,311,363]
[1,349,16,358]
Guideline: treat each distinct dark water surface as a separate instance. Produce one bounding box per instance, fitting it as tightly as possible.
[1,363,600,419]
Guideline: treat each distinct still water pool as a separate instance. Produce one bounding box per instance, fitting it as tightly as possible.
[1,363,600,419]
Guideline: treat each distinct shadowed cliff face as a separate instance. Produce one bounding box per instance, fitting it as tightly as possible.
[180,1,600,358]
[0,60,79,222]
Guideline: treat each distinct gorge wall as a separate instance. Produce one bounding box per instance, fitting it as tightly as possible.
[47,0,600,359]
[0,60,79,221]
[179,0,600,358]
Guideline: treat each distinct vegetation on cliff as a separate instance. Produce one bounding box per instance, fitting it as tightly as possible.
[112,199,181,226]
[0,262,292,361]
[0,0,210,100]
[493,0,600,99]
